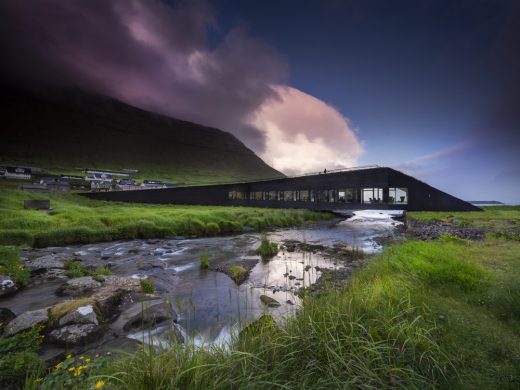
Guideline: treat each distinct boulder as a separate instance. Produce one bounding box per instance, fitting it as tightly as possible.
[0,308,16,331]
[4,308,49,336]
[112,299,176,332]
[48,323,103,346]
[92,287,125,321]
[0,275,17,297]
[260,295,281,307]
[24,256,64,273]
[59,304,99,326]
[56,276,101,297]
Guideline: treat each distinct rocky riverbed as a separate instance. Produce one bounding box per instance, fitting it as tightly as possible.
[0,211,404,359]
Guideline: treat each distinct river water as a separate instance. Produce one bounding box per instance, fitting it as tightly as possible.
[3,211,403,351]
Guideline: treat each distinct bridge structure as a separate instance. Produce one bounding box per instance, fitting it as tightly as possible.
[83,166,480,212]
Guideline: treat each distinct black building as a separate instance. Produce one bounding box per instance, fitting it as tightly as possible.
[83,167,480,211]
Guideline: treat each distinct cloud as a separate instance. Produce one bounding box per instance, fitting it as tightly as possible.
[252,86,364,175]
[0,0,363,172]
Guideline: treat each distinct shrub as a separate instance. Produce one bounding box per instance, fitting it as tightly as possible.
[91,266,113,282]
[229,265,247,284]
[140,278,155,294]
[0,245,30,287]
[64,260,87,279]
[256,236,278,258]
[200,253,210,269]
[0,327,44,388]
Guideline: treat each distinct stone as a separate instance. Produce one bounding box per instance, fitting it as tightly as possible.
[56,276,101,297]
[25,256,64,273]
[0,308,16,331]
[48,323,103,346]
[4,308,49,336]
[103,276,141,290]
[59,304,99,326]
[260,295,281,307]
[112,299,177,333]
[0,275,17,297]
[30,268,68,284]
[92,286,125,321]
[137,260,166,271]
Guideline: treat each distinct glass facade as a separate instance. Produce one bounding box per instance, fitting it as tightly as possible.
[229,187,409,205]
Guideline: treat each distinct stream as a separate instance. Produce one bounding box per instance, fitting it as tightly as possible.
[1,211,404,355]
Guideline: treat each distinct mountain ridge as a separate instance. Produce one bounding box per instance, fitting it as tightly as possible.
[0,86,284,184]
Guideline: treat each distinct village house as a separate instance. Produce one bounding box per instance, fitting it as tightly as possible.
[116,178,141,191]
[40,176,71,193]
[2,166,32,180]
[140,180,167,190]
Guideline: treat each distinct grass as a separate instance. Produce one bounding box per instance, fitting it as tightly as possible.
[63,260,112,281]
[255,235,279,259]
[140,278,155,294]
[48,297,95,322]
[409,205,520,230]
[0,245,30,286]
[0,188,330,247]
[228,265,247,285]
[32,214,518,389]
[199,253,210,270]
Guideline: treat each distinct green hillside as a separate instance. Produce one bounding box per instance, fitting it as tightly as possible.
[0,87,284,184]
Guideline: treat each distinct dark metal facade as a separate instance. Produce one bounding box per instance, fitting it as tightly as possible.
[82,167,481,211]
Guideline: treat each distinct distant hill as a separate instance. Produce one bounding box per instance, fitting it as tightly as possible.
[0,87,284,184]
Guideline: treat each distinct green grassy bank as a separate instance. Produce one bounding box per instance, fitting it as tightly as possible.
[15,208,517,389]
[0,189,330,247]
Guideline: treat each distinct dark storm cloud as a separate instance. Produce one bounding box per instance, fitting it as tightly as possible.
[0,0,288,152]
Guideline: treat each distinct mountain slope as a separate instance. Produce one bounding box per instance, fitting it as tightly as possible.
[0,87,284,184]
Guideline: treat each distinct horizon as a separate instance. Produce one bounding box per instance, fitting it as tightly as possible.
[1,0,519,203]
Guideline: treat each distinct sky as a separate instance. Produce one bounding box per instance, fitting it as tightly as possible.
[1,0,519,203]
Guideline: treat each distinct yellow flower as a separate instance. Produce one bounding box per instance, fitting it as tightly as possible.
[66,354,72,359]
[85,358,91,363]
[79,356,84,360]
[68,367,75,372]
[95,380,105,388]
[55,362,62,370]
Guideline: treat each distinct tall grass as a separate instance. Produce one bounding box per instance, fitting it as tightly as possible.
[0,189,331,247]
[43,237,515,389]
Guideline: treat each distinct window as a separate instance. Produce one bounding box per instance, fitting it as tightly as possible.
[338,188,356,203]
[268,191,277,200]
[362,188,383,204]
[282,191,293,201]
[388,188,408,204]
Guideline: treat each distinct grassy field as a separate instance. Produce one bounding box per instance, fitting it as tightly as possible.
[409,205,520,229]
[0,188,330,247]
[13,208,517,389]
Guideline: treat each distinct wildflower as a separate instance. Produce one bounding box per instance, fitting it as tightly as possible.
[85,358,91,363]
[66,354,72,359]
[106,351,111,355]
[55,362,62,370]
[95,380,105,388]
[95,354,99,358]
[79,356,84,360]
[68,367,75,372]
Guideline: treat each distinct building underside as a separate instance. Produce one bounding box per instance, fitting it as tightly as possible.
[83,167,481,212]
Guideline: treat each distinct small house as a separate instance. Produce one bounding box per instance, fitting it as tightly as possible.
[4,166,31,180]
